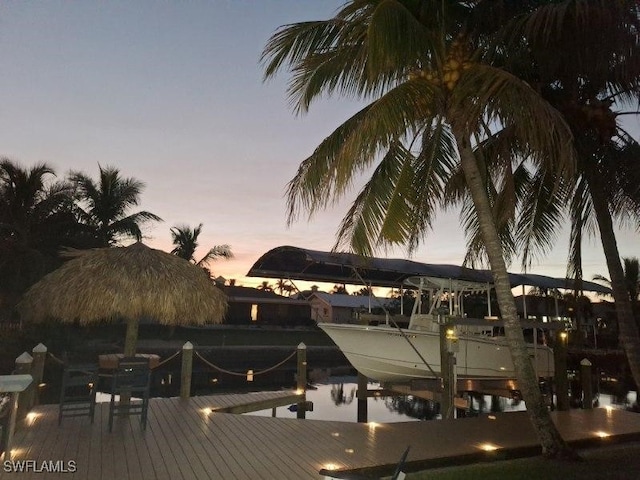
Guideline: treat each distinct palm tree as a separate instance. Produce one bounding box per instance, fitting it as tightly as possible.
[70,165,162,246]
[331,284,349,295]
[594,257,640,323]
[0,159,81,307]
[170,223,233,271]
[262,0,576,457]
[440,1,640,390]
[275,278,295,296]
[501,2,640,389]
[257,281,274,292]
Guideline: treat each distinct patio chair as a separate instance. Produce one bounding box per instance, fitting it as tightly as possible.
[58,364,98,425]
[108,357,151,432]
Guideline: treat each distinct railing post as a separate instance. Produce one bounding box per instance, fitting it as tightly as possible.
[554,331,569,411]
[296,342,307,419]
[439,322,456,419]
[580,358,593,409]
[14,352,33,420]
[180,342,193,400]
[31,344,47,407]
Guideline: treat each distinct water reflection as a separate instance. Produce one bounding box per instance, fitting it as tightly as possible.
[384,396,440,420]
[244,375,638,423]
[330,384,355,406]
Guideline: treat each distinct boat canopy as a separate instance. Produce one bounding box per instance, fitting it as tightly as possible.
[247,245,612,294]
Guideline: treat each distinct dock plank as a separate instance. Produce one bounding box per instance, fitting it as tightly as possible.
[3,391,640,480]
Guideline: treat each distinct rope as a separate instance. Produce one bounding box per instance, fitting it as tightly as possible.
[151,349,182,370]
[194,349,298,377]
[47,352,66,365]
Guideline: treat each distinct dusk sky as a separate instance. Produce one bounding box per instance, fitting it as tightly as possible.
[2,1,638,290]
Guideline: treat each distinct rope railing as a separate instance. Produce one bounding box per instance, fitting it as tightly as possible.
[151,349,182,370]
[194,349,297,378]
[47,352,66,365]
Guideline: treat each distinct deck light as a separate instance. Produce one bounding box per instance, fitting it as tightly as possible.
[478,443,499,452]
[331,432,340,437]
[367,422,380,431]
[202,407,212,415]
[345,448,354,454]
[26,412,38,425]
[296,388,305,395]
[323,463,339,471]
[560,332,568,340]
[594,431,610,438]
[488,415,496,420]
[246,370,254,382]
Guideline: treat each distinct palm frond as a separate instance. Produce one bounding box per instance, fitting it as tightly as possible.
[286,78,440,224]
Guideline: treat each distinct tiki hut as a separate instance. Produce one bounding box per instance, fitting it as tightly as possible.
[18,242,227,356]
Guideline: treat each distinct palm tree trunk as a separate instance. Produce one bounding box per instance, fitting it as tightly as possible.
[587,171,640,390]
[452,126,574,458]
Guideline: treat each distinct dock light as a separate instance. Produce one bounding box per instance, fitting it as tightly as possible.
[478,443,499,452]
[88,382,94,388]
[604,405,614,415]
[38,382,46,388]
[26,412,38,425]
[488,415,497,420]
[560,332,568,340]
[296,388,305,395]
[367,422,380,431]
[201,408,212,415]
[595,431,610,438]
[331,432,340,437]
[246,370,254,382]
[323,463,339,471]
[345,448,354,454]
[211,378,218,384]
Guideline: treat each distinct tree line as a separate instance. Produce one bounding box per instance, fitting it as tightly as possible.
[0,160,231,319]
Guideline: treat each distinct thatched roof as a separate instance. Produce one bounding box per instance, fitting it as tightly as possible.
[18,242,227,326]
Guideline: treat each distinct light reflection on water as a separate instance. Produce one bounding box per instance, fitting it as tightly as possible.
[245,376,638,423]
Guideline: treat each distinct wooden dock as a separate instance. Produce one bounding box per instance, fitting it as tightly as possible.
[3,391,640,479]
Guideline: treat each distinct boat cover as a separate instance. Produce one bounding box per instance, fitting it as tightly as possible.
[247,245,612,294]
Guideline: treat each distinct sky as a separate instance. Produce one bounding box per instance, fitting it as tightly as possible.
[1,1,638,292]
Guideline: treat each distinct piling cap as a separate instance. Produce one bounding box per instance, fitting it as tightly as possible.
[183,341,193,350]
[297,342,306,349]
[16,352,33,364]
[580,358,592,366]
[32,343,48,353]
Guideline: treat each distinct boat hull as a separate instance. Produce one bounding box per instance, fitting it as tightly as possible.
[319,323,554,383]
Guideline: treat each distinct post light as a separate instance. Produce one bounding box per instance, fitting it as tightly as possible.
[246,369,254,382]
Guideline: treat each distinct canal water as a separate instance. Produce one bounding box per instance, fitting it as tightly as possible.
[244,375,639,423]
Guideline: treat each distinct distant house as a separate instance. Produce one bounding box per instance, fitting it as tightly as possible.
[308,292,393,324]
[218,285,312,326]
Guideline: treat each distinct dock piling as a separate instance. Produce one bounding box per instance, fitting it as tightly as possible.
[180,342,193,399]
[296,342,307,419]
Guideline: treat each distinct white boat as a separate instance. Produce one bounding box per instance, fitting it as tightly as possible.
[318,276,556,384]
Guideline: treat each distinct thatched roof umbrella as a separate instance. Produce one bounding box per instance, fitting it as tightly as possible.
[18,242,227,357]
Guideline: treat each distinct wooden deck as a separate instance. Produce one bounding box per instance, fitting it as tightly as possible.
[3,391,640,479]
